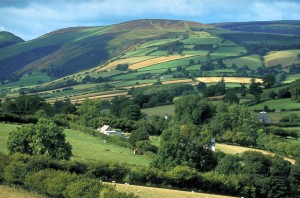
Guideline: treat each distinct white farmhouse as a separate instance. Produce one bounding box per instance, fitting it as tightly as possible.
[96,125,123,136]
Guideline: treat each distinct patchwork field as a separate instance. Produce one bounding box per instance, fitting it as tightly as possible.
[196,77,262,83]
[264,50,300,67]
[98,56,155,71]
[128,55,194,70]
[108,183,236,198]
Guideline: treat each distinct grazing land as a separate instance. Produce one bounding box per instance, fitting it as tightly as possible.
[65,129,152,166]
[249,98,300,111]
[128,55,194,70]
[196,77,262,83]
[264,50,300,67]
[107,183,236,198]
[216,143,295,164]
[141,104,175,116]
[0,185,45,198]
[0,123,18,154]
[223,54,262,69]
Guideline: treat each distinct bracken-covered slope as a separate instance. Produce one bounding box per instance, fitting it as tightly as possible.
[0,19,211,80]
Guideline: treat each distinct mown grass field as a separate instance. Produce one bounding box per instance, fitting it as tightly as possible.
[0,185,45,198]
[129,55,193,70]
[216,143,295,164]
[108,183,236,198]
[64,129,152,166]
[267,111,300,122]
[0,123,19,154]
[264,49,300,67]
[284,73,300,83]
[249,98,300,111]
[196,77,262,83]
[141,105,175,116]
[0,72,53,89]
[98,56,155,71]
[223,54,262,69]
[0,123,151,166]
[210,46,247,59]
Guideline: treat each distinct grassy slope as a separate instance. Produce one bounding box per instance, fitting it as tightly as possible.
[108,183,236,198]
[142,105,175,117]
[0,185,45,198]
[264,49,300,67]
[249,98,300,111]
[216,143,295,164]
[0,123,151,166]
[223,54,262,69]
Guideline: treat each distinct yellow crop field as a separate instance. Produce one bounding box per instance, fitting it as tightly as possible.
[196,77,262,84]
[128,55,194,70]
[162,79,194,84]
[216,143,295,164]
[106,183,236,198]
[98,56,155,71]
[0,185,45,198]
[264,50,300,67]
[70,92,128,103]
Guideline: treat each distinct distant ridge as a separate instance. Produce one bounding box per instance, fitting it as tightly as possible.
[212,20,300,35]
[0,31,24,49]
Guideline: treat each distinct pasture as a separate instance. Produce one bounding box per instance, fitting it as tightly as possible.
[139,38,180,49]
[196,77,262,84]
[0,185,45,198]
[210,46,247,59]
[129,55,193,70]
[141,105,175,116]
[284,73,300,83]
[108,183,236,198]
[0,123,19,154]
[182,36,223,45]
[216,143,295,164]
[64,129,152,166]
[223,54,262,70]
[249,98,300,111]
[0,72,52,89]
[264,50,300,67]
[98,56,155,71]
[0,123,151,167]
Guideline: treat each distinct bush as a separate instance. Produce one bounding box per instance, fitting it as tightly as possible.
[65,177,103,198]
[0,152,10,182]
[136,140,158,153]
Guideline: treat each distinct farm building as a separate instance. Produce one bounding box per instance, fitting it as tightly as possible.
[96,125,123,136]
[257,111,272,123]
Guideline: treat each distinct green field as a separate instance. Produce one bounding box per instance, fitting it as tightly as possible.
[0,123,19,154]
[284,74,300,83]
[110,183,235,198]
[249,98,300,111]
[182,37,223,45]
[0,123,151,167]
[139,38,181,48]
[141,105,175,116]
[137,55,203,72]
[264,49,300,67]
[0,72,53,89]
[124,47,158,57]
[211,46,247,59]
[223,54,262,69]
[267,111,300,123]
[0,185,45,198]
[65,129,152,166]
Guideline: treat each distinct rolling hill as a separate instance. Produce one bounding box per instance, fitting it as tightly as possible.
[0,31,24,49]
[0,19,211,80]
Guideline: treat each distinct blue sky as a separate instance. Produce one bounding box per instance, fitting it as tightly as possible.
[0,0,300,40]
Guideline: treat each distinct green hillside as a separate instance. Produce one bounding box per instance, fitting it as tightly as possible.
[0,19,211,81]
[0,31,24,49]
